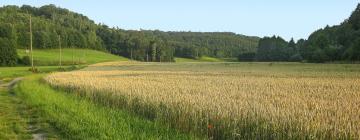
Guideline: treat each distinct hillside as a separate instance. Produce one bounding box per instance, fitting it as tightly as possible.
[0,4,259,64]
[17,49,128,66]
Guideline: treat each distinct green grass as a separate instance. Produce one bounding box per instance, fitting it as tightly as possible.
[0,88,31,139]
[0,88,59,140]
[13,75,198,139]
[174,57,202,62]
[17,49,128,66]
[0,65,83,139]
[0,66,81,82]
[198,56,223,62]
[175,56,237,62]
[175,56,225,62]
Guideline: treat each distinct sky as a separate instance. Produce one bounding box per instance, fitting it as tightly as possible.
[1,0,359,41]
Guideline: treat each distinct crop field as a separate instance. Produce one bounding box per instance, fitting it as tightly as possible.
[44,62,360,139]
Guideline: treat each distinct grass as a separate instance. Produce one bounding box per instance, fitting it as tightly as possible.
[45,62,360,139]
[0,88,31,139]
[0,66,82,83]
[198,56,224,62]
[0,88,59,140]
[17,48,128,66]
[0,65,83,139]
[14,75,198,139]
[175,56,225,62]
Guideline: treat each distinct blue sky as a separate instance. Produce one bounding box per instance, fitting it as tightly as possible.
[0,0,359,40]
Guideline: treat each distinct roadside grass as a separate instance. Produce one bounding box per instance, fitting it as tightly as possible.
[17,49,128,66]
[13,75,198,139]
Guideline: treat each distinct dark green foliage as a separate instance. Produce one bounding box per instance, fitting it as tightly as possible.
[0,37,17,66]
[0,4,259,63]
[301,4,360,62]
[148,31,259,59]
[344,38,360,60]
[255,36,299,62]
[0,5,258,62]
[19,56,30,65]
[237,52,256,61]
[289,54,303,62]
[0,22,17,66]
[96,28,259,62]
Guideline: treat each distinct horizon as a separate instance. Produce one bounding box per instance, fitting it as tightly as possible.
[0,0,359,41]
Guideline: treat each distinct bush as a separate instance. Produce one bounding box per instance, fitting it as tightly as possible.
[19,56,31,66]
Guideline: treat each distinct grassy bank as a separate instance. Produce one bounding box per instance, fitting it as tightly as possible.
[17,49,128,66]
[13,75,198,139]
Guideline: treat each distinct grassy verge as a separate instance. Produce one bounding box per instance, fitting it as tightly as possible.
[17,49,128,66]
[13,75,198,139]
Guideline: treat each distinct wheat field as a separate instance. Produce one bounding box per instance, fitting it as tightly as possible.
[45,62,360,139]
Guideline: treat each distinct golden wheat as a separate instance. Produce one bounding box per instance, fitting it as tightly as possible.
[45,62,360,139]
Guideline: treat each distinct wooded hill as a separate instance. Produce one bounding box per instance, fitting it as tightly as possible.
[2,3,360,66]
[251,4,360,63]
[303,4,360,62]
[0,4,259,65]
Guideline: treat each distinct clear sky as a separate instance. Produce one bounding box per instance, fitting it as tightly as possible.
[1,0,359,40]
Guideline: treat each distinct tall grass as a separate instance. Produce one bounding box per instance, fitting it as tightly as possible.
[45,62,360,139]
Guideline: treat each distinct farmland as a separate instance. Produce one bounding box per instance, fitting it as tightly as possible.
[45,62,360,139]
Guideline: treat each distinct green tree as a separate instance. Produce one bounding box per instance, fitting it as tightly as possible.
[0,37,17,66]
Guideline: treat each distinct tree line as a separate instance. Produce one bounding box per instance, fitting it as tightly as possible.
[1,4,360,66]
[239,4,360,63]
[0,4,259,66]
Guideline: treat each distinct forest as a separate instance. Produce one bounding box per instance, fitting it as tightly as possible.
[1,4,360,66]
[0,4,258,65]
[248,4,360,63]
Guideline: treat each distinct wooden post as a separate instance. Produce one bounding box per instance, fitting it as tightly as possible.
[58,35,62,68]
[30,15,34,71]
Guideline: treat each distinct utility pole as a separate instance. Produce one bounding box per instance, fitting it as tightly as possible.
[72,46,75,65]
[29,15,34,71]
[58,35,62,68]
[130,48,133,61]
